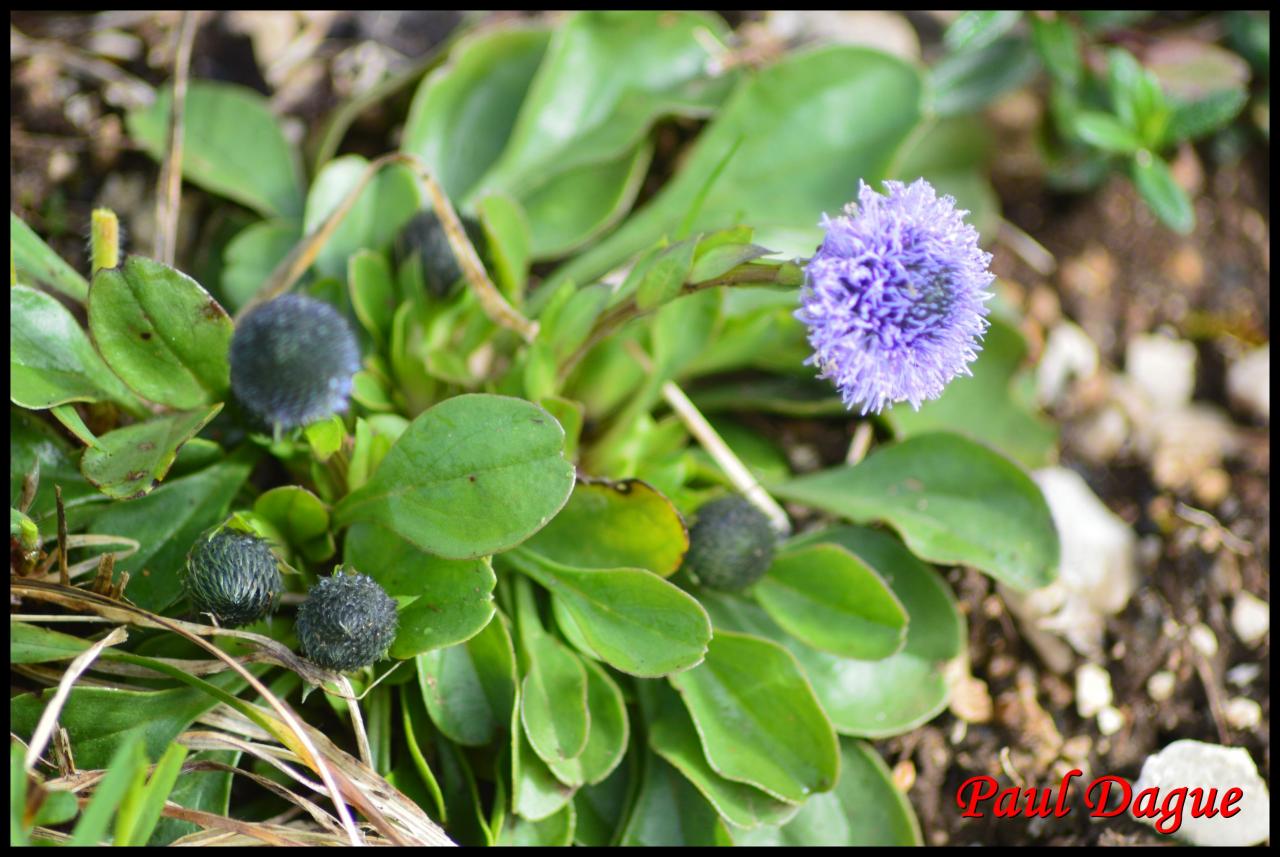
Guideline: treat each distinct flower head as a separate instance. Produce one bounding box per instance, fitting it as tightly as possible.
[230,294,360,431]
[797,179,993,414]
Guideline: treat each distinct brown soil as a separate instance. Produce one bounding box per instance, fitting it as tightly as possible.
[891,109,1270,845]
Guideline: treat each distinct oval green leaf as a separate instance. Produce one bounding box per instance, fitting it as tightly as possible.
[706,525,966,737]
[506,548,711,678]
[334,394,575,560]
[547,658,629,788]
[415,610,516,748]
[402,26,552,202]
[126,81,304,219]
[89,256,233,409]
[475,10,732,198]
[648,683,800,830]
[524,478,689,577]
[253,485,329,550]
[520,632,590,766]
[668,630,839,803]
[11,285,146,415]
[754,543,907,660]
[773,432,1059,592]
[303,156,421,279]
[81,405,222,499]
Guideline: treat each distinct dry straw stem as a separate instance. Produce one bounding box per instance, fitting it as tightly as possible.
[624,341,792,536]
[13,579,456,846]
[153,10,201,266]
[12,581,365,846]
[236,152,537,344]
[179,752,347,836]
[22,626,128,772]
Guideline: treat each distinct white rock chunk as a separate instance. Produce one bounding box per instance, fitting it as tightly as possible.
[1037,321,1099,406]
[1126,334,1197,411]
[1075,662,1114,718]
[1231,591,1270,645]
[1189,623,1219,658]
[1224,697,1262,731]
[1096,705,1125,736]
[1146,671,1176,702]
[1131,740,1270,846]
[1003,468,1139,661]
[1227,344,1269,421]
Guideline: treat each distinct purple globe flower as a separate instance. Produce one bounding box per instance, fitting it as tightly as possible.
[797,179,994,414]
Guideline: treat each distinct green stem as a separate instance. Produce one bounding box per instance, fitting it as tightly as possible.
[561,259,802,380]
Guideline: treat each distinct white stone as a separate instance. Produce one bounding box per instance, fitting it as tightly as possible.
[1075,663,1113,718]
[1227,344,1269,421]
[1036,321,1099,406]
[1147,671,1176,702]
[1002,468,1140,662]
[1125,334,1197,411]
[1189,623,1219,658]
[1224,697,1262,730]
[1226,663,1261,688]
[1035,468,1138,617]
[1131,740,1270,846]
[1230,591,1270,645]
[1096,705,1125,736]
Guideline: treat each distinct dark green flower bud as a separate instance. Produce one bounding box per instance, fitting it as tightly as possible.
[296,570,398,672]
[183,528,283,627]
[229,294,360,431]
[394,209,487,299]
[681,495,777,592]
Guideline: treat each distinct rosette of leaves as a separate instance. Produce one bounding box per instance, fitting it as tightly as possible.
[12,9,1068,847]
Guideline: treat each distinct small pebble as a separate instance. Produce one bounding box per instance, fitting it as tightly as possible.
[1230,591,1269,645]
[1188,623,1219,658]
[1226,344,1269,422]
[1126,334,1197,411]
[891,759,917,793]
[1096,705,1125,736]
[1075,663,1113,718]
[1147,670,1177,702]
[1192,468,1231,507]
[1131,740,1270,845]
[1224,697,1262,730]
[1164,242,1205,288]
[1036,321,1099,406]
[950,673,993,724]
[1226,663,1261,688]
